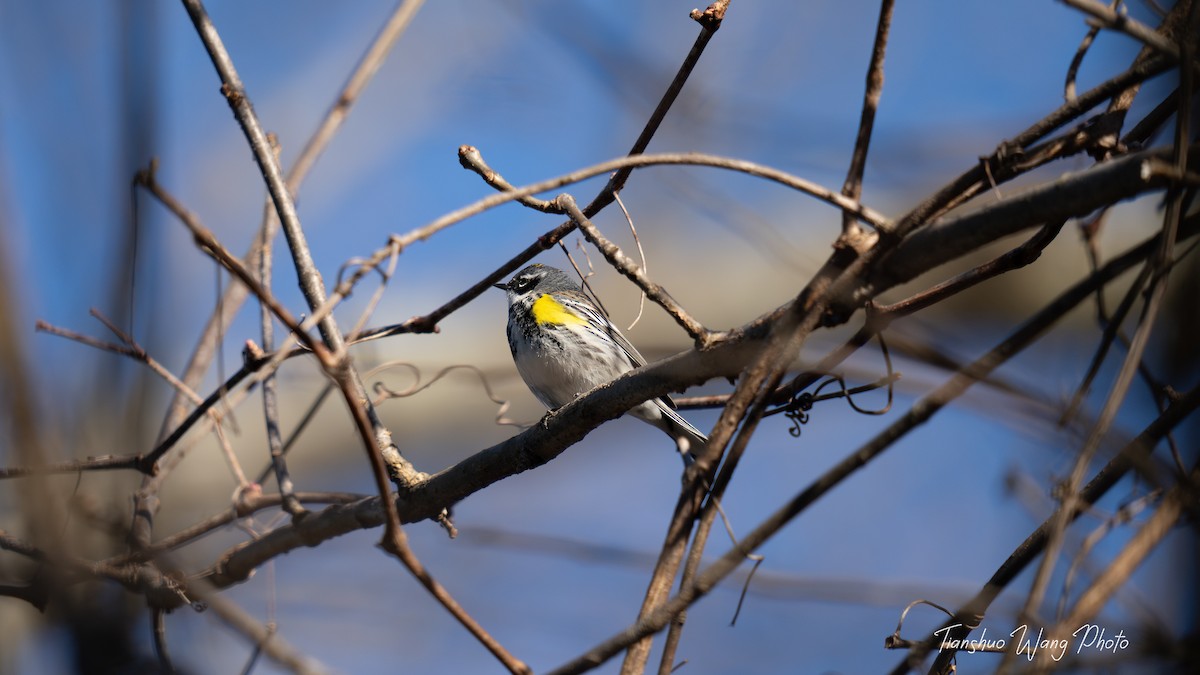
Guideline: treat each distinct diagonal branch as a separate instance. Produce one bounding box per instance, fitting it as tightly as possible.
[143,0,424,551]
[606,0,731,199]
[179,0,339,349]
[556,194,709,343]
[905,384,1200,674]
[885,51,1172,242]
[1015,23,1195,656]
[171,5,526,670]
[849,143,1197,315]
[143,209,1196,611]
[548,234,1200,675]
[840,0,895,236]
[288,0,426,185]
[358,148,892,344]
[1046,460,1196,639]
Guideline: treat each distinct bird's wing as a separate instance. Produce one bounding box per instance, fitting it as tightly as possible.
[559,293,687,411]
[558,294,648,369]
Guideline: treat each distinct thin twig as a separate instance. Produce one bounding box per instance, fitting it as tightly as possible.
[840,0,895,237]
[288,0,427,186]
[357,148,890,344]
[656,366,783,674]
[551,211,1200,675]
[142,348,274,473]
[330,370,530,674]
[873,221,1067,321]
[1047,463,1194,638]
[1054,489,1161,620]
[621,481,705,675]
[180,0,338,350]
[1018,18,1193,637]
[1064,10,1106,101]
[908,386,1200,673]
[182,0,417,500]
[1077,215,1191,470]
[1060,0,1182,59]
[151,609,176,674]
[256,184,307,520]
[212,423,251,492]
[0,454,145,479]
[560,239,611,318]
[108,492,363,567]
[344,246,402,343]
[1058,261,1154,426]
[77,294,259,492]
[254,385,336,485]
[42,311,258,488]
[557,194,709,343]
[610,0,730,197]
[886,51,1171,244]
[613,192,649,331]
[1121,86,1181,146]
[453,146,894,237]
[134,167,318,355]
[307,239,402,352]
[140,0,422,552]
[187,577,327,675]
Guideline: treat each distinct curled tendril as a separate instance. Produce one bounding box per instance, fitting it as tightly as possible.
[783,393,813,437]
[365,361,531,429]
[768,332,898,440]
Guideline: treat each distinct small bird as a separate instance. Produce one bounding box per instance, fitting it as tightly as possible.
[495,264,706,458]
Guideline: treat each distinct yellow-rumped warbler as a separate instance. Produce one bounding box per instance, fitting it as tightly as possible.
[495,263,706,458]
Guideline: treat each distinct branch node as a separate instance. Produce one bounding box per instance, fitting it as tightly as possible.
[219,82,244,108]
[689,0,728,29]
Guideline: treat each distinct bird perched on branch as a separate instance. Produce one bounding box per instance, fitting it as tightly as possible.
[495,263,706,459]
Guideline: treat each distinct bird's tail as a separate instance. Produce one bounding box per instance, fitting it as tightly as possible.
[656,402,707,464]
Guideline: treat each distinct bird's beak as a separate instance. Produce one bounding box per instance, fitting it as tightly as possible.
[492,283,507,291]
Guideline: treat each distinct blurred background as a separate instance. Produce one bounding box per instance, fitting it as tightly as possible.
[0,0,1194,673]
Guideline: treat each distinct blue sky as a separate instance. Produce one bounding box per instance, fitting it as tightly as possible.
[1,1,1190,673]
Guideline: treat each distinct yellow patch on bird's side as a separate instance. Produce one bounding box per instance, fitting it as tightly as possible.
[531,294,587,326]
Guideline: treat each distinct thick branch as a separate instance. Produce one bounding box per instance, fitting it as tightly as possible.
[848,144,1197,313]
[116,210,1199,613]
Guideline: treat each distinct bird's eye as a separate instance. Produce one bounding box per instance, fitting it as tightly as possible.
[513,274,538,292]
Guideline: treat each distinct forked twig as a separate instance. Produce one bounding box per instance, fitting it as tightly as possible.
[1061,0,1182,59]
[143,0,424,553]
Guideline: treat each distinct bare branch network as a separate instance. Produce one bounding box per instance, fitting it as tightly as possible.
[1,1,1197,674]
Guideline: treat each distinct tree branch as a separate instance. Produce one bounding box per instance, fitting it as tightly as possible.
[840,0,895,236]
[850,143,1197,313]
